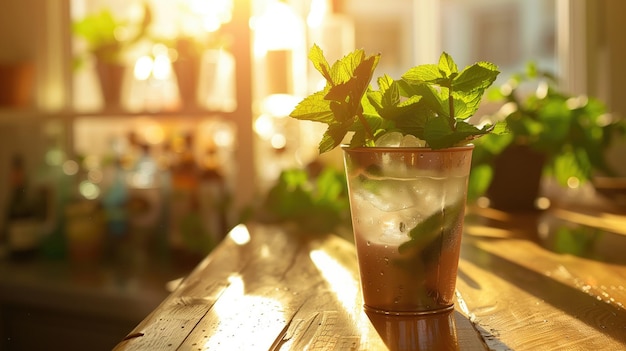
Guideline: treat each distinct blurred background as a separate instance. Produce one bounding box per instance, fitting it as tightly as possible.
[0,0,624,350]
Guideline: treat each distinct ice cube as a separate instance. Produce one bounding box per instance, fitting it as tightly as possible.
[400,134,427,147]
[378,216,412,244]
[354,178,421,212]
[352,202,421,245]
[375,132,403,147]
[441,176,466,205]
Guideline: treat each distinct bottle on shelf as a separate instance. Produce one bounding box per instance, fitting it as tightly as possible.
[125,141,166,267]
[36,132,71,260]
[154,140,173,263]
[198,141,231,244]
[168,131,212,265]
[2,154,44,260]
[102,154,129,261]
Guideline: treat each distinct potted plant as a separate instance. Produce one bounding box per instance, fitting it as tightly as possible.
[167,33,230,109]
[289,45,500,317]
[254,163,352,238]
[72,4,152,108]
[0,60,34,108]
[468,62,626,210]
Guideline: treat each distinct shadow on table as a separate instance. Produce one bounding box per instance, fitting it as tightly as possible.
[535,211,626,265]
[467,206,626,265]
[365,309,499,351]
[470,244,626,345]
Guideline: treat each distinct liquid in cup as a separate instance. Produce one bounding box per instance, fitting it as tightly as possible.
[343,146,473,315]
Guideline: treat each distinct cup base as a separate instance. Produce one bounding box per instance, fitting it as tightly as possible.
[363,303,454,317]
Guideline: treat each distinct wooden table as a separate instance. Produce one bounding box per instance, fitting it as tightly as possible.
[113,205,626,350]
[0,250,183,350]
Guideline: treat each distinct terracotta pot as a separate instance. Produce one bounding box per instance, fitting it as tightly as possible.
[487,144,546,211]
[172,56,201,109]
[0,61,34,107]
[95,60,125,109]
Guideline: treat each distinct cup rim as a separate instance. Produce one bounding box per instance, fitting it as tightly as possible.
[341,144,474,153]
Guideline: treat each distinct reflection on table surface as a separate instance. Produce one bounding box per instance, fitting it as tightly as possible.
[114,204,626,351]
[461,205,626,350]
[365,309,462,351]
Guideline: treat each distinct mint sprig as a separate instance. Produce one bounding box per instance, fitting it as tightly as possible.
[397,200,464,255]
[290,45,502,153]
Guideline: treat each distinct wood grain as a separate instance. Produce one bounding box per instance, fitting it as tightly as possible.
[114,205,626,350]
[458,207,626,350]
[113,224,486,350]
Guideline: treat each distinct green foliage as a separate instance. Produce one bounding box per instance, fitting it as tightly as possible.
[257,166,351,235]
[470,61,626,196]
[72,4,152,66]
[398,199,464,254]
[552,226,601,258]
[290,45,501,153]
[181,211,216,255]
[72,10,119,61]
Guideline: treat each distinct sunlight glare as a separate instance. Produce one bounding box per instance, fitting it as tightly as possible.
[252,0,304,54]
[536,81,549,99]
[79,180,100,200]
[566,95,588,110]
[45,149,65,167]
[134,56,153,81]
[87,169,103,184]
[476,196,491,208]
[567,176,580,189]
[310,249,359,316]
[270,134,287,149]
[152,54,172,80]
[307,0,328,28]
[143,122,166,145]
[535,196,551,210]
[254,114,275,140]
[498,101,518,118]
[62,160,79,176]
[261,94,301,117]
[189,0,233,25]
[229,224,251,245]
[203,14,222,32]
[213,126,235,148]
[207,274,287,350]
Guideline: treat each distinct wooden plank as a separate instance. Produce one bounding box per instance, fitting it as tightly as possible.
[458,208,626,350]
[114,223,487,350]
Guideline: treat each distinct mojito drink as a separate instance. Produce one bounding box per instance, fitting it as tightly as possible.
[343,146,473,315]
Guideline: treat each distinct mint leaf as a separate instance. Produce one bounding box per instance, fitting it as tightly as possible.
[319,121,351,153]
[290,90,334,123]
[368,76,425,123]
[438,52,458,77]
[290,47,500,152]
[424,119,493,149]
[309,44,332,83]
[397,81,446,117]
[378,74,400,108]
[452,61,499,94]
[449,89,483,120]
[398,200,464,254]
[392,103,434,139]
[402,64,443,83]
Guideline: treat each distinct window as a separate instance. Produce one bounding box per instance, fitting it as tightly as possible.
[67,0,561,193]
[343,0,557,84]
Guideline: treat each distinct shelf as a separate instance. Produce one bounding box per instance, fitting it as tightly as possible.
[0,0,255,213]
[0,107,242,124]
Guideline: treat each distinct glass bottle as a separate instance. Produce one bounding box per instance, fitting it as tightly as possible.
[3,154,42,260]
[169,131,203,265]
[198,142,230,245]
